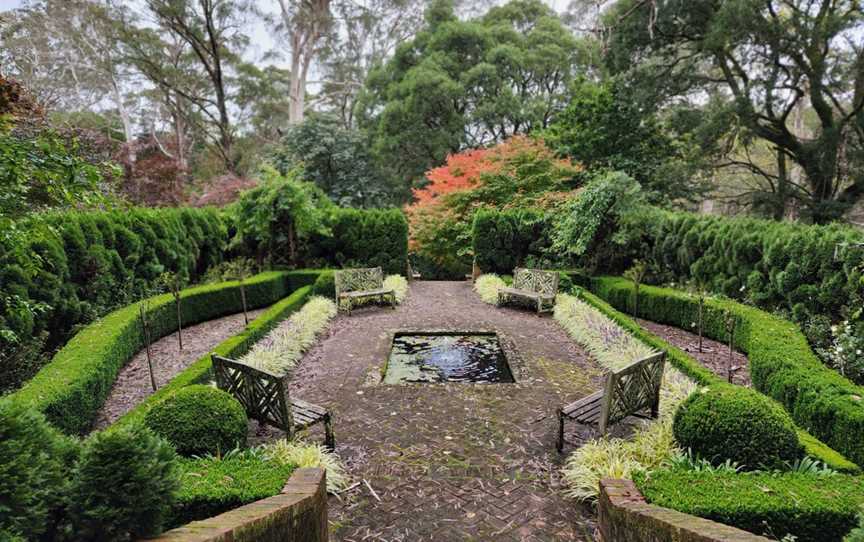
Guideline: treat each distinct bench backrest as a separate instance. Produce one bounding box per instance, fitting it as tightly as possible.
[212,354,294,435]
[599,351,666,434]
[334,267,384,298]
[513,268,559,297]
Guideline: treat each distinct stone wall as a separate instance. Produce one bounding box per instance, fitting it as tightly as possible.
[598,479,769,542]
[150,468,328,542]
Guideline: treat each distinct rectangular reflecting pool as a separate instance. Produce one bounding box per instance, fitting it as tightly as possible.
[384,331,514,384]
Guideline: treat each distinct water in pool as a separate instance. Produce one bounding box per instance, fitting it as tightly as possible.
[384,333,514,384]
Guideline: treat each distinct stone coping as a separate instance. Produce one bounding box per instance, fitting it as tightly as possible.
[147,468,327,542]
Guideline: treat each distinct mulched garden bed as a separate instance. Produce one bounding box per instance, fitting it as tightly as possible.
[92,308,266,430]
[635,317,752,387]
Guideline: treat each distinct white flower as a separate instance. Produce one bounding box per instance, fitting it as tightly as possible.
[857,350,862,355]
[739,285,746,292]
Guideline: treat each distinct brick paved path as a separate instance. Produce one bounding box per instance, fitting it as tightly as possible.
[285,281,601,541]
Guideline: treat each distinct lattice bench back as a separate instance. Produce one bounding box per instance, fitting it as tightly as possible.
[335,267,384,298]
[212,354,294,434]
[600,351,666,433]
[513,268,559,297]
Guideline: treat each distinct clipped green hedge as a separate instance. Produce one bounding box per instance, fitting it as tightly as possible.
[571,284,860,473]
[472,208,551,275]
[171,454,295,528]
[587,276,864,468]
[308,208,408,274]
[113,283,314,430]
[634,469,864,542]
[0,207,227,392]
[622,208,864,327]
[7,271,293,435]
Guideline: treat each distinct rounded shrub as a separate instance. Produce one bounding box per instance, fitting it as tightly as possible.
[144,385,248,456]
[67,424,178,539]
[0,400,78,539]
[312,270,335,298]
[673,386,802,469]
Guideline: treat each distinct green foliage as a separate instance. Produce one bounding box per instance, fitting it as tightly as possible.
[172,450,295,528]
[5,271,292,435]
[144,385,247,457]
[0,207,227,392]
[309,208,409,274]
[232,166,334,265]
[358,0,583,182]
[618,209,864,331]
[272,113,398,206]
[0,401,77,540]
[673,386,802,470]
[0,116,109,221]
[585,276,864,470]
[847,513,864,542]
[312,270,336,298]
[264,440,349,493]
[634,469,864,542]
[545,78,704,202]
[550,170,645,270]
[113,280,316,430]
[67,424,179,540]
[472,208,551,274]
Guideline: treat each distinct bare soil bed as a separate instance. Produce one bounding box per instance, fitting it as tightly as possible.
[635,317,752,387]
[92,308,266,430]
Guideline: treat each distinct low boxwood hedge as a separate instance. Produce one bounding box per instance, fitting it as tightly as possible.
[586,276,864,469]
[634,469,864,542]
[7,271,294,435]
[170,453,296,529]
[570,284,860,474]
[113,282,315,430]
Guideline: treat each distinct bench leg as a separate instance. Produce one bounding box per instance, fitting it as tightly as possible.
[556,409,565,453]
[324,415,335,452]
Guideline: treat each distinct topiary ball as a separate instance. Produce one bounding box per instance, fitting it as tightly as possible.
[673,386,802,470]
[144,385,248,457]
[312,270,336,298]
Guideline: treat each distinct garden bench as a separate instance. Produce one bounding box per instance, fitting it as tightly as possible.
[212,354,334,450]
[497,268,559,314]
[557,351,666,452]
[334,267,396,313]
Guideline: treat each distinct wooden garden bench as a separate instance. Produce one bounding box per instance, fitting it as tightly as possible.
[212,354,334,450]
[497,268,559,314]
[557,351,666,452]
[334,267,396,313]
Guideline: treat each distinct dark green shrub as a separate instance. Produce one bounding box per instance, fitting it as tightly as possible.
[144,385,248,457]
[847,513,864,542]
[472,208,551,275]
[66,424,178,540]
[673,386,802,469]
[0,401,78,540]
[312,270,335,298]
[307,208,409,275]
[171,452,295,528]
[6,271,292,435]
[0,208,227,393]
[634,469,864,542]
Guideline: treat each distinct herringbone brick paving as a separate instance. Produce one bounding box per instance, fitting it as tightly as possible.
[283,281,602,541]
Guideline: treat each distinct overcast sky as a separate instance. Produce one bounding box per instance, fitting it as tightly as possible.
[0,0,572,70]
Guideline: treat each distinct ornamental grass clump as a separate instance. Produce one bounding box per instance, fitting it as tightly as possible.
[474,274,507,304]
[241,296,336,375]
[555,293,698,500]
[263,439,349,493]
[383,274,409,303]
